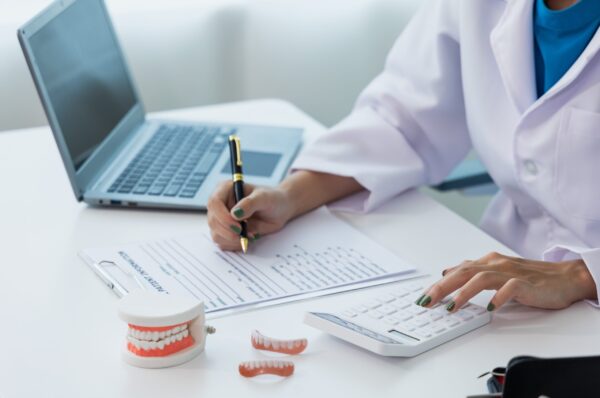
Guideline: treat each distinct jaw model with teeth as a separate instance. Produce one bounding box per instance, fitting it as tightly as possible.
[118,290,215,368]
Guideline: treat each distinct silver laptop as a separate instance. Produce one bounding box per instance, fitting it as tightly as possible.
[18,0,302,210]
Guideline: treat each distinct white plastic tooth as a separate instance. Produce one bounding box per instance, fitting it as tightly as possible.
[272,341,280,350]
[140,341,150,350]
[181,324,188,330]
[151,331,159,341]
[174,326,181,334]
[158,340,165,350]
[159,331,166,339]
[287,341,294,349]
[149,341,158,350]
[183,329,189,338]
[165,329,172,337]
[176,331,183,341]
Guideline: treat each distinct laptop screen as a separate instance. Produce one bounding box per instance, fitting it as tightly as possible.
[28,0,137,170]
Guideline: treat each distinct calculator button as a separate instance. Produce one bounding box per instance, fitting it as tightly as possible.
[397,313,413,322]
[392,301,412,310]
[383,316,399,326]
[414,329,432,339]
[405,282,424,292]
[408,306,428,316]
[367,310,385,319]
[379,305,397,315]
[379,294,397,303]
[427,312,443,322]
[411,317,430,328]
[442,317,460,328]
[454,311,474,321]
[342,310,358,318]
[352,305,369,313]
[392,290,410,298]
[430,325,447,335]
[365,300,382,309]
[463,305,486,316]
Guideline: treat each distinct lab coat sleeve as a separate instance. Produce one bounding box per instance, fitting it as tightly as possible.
[291,0,471,212]
[543,245,600,307]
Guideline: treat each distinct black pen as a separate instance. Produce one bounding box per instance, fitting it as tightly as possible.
[228,135,249,253]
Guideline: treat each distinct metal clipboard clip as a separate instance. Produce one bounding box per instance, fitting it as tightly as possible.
[92,259,147,298]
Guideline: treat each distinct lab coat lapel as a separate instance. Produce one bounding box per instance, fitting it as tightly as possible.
[490,0,537,114]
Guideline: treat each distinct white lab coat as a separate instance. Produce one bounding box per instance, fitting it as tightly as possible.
[292,0,600,303]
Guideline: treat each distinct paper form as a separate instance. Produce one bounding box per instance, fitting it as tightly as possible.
[80,207,419,313]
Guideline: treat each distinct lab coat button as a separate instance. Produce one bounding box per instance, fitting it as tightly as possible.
[523,160,538,175]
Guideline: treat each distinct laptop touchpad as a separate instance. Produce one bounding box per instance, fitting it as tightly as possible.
[221,150,282,178]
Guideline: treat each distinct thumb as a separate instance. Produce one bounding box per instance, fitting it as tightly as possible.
[230,190,267,221]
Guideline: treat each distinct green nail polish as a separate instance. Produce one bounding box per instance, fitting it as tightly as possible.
[254,233,261,240]
[487,302,496,312]
[230,225,241,234]
[415,294,425,305]
[233,208,244,218]
[446,301,456,312]
[419,296,432,307]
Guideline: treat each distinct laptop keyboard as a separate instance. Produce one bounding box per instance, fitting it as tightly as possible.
[107,124,231,198]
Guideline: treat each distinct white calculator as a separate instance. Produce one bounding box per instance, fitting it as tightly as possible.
[304,282,491,357]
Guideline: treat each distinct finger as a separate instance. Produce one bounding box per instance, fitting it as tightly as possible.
[418,261,482,307]
[487,278,528,311]
[442,265,461,277]
[446,271,509,313]
[230,189,269,221]
[208,214,242,243]
[210,230,242,252]
[208,192,242,236]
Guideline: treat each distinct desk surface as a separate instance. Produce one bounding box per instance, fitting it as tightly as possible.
[1,99,598,397]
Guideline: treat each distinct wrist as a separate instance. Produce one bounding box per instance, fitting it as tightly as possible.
[276,182,301,223]
[569,259,598,301]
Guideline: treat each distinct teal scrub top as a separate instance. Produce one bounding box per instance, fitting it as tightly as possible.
[534,0,600,96]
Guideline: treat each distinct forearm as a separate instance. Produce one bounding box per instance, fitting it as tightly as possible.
[279,170,363,221]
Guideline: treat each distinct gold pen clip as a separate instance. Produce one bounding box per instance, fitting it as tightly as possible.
[229,135,243,166]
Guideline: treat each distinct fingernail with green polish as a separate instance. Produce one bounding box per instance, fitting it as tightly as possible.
[487,302,496,312]
[233,208,244,218]
[230,225,241,234]
[415,294,425,305]
[446,301,456,312]
[419,296,432,307]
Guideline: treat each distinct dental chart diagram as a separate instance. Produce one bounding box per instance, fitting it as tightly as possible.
[80,207,419,315]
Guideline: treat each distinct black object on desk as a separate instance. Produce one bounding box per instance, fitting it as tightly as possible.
[228,135,249,253]
[474,355,600,398]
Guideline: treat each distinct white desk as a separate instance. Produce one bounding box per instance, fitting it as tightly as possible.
[0,99,598,397]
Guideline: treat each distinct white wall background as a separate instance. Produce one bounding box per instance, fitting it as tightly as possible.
[0,0,420,131]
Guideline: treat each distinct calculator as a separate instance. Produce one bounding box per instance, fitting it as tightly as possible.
[304,282,491,357]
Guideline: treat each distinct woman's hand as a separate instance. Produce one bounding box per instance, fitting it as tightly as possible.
[415,252,597,312]
[207,171,363,251]
[207,181,295,251]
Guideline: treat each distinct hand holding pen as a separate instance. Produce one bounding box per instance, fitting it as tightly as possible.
[206,144,297,252]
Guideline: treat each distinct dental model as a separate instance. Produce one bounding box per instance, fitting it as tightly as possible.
[239,360,295,378]
[251,330,307,355]
[118,290,215,368]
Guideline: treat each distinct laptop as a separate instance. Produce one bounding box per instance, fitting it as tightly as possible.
[18,0,302,210]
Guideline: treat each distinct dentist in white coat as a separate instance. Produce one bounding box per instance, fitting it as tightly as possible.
[208,0,600,313]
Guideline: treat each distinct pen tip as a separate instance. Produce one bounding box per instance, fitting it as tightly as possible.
[241,238,249,253]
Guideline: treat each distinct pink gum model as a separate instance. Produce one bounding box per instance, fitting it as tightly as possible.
[239,360,295,378]
[251,330,307,355]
